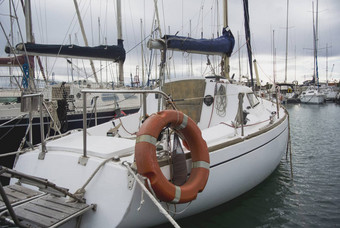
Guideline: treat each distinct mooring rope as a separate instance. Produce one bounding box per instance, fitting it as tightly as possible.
[123,162,180,228]
[281,105,293,179]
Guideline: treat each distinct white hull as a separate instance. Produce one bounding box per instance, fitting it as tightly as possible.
[119,117,288,227]
[6,79,289,227]
[299,87,325,104]
[323,90,338,101]
[12,114,288,227]
[300,95,325,104]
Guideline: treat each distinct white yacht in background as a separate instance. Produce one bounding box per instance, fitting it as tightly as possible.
[319,85,338,101]
[299,0,327,105]
[299,86,325,104]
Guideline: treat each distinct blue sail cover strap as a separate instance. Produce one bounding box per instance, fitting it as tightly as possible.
[163,27,235,56]
[14,43,126,62]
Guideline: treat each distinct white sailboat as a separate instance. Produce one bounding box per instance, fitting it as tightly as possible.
[335,92,340,104]
[319,62,338,102]
[299,86,325,104]
[0,1,289,227]
[321,85,338,101]
[299,0,325,104]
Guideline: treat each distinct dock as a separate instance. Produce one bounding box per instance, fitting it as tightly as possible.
[0,170,95,228]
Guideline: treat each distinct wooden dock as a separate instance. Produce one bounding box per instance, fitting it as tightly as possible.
[0,184,95,227]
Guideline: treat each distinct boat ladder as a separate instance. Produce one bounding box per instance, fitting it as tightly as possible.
[0,168,96,228]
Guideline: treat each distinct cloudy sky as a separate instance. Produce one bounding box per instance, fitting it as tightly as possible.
[0,0,339,85]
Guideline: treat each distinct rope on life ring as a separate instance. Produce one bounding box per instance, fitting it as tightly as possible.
[135,110,210,204]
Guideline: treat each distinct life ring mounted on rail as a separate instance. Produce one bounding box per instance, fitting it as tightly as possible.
[135,110,210,204]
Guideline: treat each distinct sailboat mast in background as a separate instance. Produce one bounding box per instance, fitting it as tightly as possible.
[222,0,230,79]
[284,0,289,83]
[24,0,36,92]
[73,0,99,85]
[117,0,124,86]
[242,0,254,91]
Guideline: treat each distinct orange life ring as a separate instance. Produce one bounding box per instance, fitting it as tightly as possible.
[135,110,210,203]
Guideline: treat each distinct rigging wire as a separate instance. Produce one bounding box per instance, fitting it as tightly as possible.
[104,0,109,43]
[46,5,78,80]
[126,27,159,54]
[0,22,25,81]
[90,0,94,45]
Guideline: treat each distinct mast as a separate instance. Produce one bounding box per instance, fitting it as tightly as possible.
[98,17,102,83]
[312,0,319,88]
[117,0,124,86]
[23,0,47,85]
[189,20,193,76]
[284,0,289,83]
[316,0,319,88]
[140,19,145,87]
[153,0,163,37]
[294,45,296,81]
[238,31,241,82]
[24,0,36,92]
[243,0,254,91]
[24,0,33,43]
[69,34,74,82]
[223,0,230,79]
[273,29,276,84]
[326,43,328,86]
[73,0,99,85]
[312,1,315,85]
[9,0,14,80]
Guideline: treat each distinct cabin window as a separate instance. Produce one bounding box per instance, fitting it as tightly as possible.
[246,93,259,108]
[280,85,289,91]
[101,93,118,102]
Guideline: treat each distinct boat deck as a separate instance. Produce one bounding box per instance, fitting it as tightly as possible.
[0,184,95,227]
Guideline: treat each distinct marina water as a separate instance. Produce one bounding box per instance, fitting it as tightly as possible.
[157,103,340,227]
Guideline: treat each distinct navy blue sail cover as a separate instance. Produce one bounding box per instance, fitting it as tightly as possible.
[163,27,235,56]
[14,42,126,62]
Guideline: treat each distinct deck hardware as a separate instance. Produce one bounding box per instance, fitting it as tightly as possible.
[78,156,89,166]
[127,172,135,190]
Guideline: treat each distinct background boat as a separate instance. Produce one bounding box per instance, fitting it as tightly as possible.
[0,0,141,185]
[299,0,325,104]
[299,85,325,104]
[276,82,300,104]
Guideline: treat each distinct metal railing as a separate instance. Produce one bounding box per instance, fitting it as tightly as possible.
[21,93,46,155]
[20,93,65,159]
[79,89,174,165]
